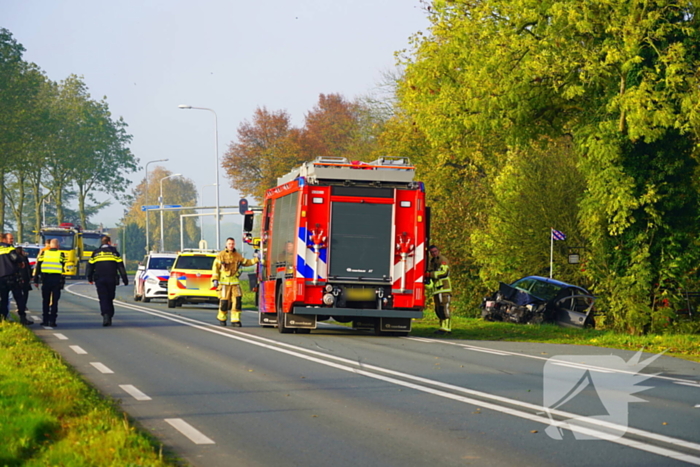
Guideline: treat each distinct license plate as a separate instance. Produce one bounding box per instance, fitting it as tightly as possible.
[345,288,375,301]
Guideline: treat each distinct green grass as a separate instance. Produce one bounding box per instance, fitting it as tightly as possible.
[410,315,700,362]
[0,320,181,467]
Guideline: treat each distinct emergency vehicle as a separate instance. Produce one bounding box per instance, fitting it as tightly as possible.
[39,223,82,277]
[80,229,104,273]
[245,156,428,335]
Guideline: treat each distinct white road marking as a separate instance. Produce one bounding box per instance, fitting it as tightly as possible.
[65,284,700,464]
[54,333,68,340]
[165,418,215,445]
[69,345,87,354]
[551,362,614,374]
[464,347,509,356]
[674,381,700,389]
[42,325,53,329]
[90,362,114,374]
[119,384,152,401]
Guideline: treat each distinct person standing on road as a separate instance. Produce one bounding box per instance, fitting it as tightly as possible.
[13,246,34,325]
[0,233,21,322]
[211,237,258,327]
[86,235,128,327]
[426,244,453,335]
[34,238,66,327]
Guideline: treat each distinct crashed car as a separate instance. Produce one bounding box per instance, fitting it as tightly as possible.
[481,276,596,328]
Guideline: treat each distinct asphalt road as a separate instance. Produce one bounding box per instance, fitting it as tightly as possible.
[18,282,700,466]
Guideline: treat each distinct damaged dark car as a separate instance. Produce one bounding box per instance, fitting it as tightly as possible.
[481,276,596,328]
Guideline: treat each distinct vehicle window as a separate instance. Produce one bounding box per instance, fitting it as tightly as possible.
[529,281,564,301]
[175,255,214,270]
[24,247,40,257]
[149,257,175,270]
[82,236,102,252]
[512,278,535,293]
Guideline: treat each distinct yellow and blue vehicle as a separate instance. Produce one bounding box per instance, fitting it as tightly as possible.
[39,223,82,277]
[167,249,219,308]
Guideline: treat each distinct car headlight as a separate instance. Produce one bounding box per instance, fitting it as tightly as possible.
[146,277,159,284]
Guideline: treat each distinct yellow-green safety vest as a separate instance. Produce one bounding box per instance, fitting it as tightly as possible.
[39,250,65,274]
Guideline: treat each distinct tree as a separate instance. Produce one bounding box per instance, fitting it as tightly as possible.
[222,107,303,201]
[123,167,198,253]
[399,0,700,332]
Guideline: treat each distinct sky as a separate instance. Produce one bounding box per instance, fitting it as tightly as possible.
[3,0,429,245]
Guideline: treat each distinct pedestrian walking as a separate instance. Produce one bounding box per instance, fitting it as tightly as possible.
[211,237,258,326]
[34,238,66,327]
[13,246,34,325]
[86,235,128,327]
[0,233,21,322]
[426,244,453,334]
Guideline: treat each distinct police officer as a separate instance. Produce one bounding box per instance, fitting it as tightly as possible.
[0,233,21,322]
[86,235,128,327]
[34,238,66,327]
[211,237,258,327]
[13,245,34,325]
[426,244,453,334]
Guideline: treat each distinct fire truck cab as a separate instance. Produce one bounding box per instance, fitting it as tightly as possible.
[248,156,428,335]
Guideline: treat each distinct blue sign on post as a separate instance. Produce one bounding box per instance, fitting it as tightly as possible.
[162,204,182,209]
[141,205,160,211]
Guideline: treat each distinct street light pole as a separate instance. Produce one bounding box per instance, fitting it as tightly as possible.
[178,105,220,250]
[145,158,168,253]
[199,183,216,243]
[160,173,182,252]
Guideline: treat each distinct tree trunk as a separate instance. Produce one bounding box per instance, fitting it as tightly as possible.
[0,168,5,233]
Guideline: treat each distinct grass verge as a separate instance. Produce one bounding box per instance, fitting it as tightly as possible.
[0,320,181,467]
[410,315,700,362]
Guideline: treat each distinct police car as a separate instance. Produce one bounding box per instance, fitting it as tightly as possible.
[134,252,177,302]
[166,249,219,308]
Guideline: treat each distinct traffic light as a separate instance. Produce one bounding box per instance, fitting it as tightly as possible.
[238,198,249,215]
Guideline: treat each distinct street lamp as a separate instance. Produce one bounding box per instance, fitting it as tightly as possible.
[178,104,220,250]
[160,173,182,252]
[145,158,168,253]
[199,183,217,243]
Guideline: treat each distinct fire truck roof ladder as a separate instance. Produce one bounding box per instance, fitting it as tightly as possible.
[278,156,416,186]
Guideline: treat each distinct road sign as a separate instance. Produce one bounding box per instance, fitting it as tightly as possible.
[141,205,160,211]
[163,204,182,209]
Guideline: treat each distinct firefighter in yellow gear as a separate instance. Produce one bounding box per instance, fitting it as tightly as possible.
[426,244,452,334]
[211,237,258,327]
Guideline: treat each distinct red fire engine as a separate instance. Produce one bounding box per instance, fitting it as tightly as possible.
[244,156,429,335]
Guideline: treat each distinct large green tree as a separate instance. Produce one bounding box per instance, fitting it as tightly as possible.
[399,0,700,332]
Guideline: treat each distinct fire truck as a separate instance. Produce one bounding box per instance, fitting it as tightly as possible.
[79,229,104,274]
[244,156,428,335]
[39,223,82,277]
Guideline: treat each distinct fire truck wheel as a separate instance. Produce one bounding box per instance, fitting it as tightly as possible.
[277,288,293,334]
[295,328,310,334]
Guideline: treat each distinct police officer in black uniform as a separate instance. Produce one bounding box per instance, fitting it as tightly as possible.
[0,233,21,322]
[86,235,128,327]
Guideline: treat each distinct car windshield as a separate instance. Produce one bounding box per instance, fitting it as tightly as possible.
[148,257,175,270]
[175,255,214,270]
[82,235,102,252]
[24,247,41,258]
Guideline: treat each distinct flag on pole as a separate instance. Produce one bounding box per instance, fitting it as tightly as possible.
[551,228,566,241]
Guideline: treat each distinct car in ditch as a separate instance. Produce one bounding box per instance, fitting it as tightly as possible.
[134,252,177,303]
[481,275,596,328]
[166,249,219,308]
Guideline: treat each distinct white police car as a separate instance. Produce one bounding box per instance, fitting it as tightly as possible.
[134,252,177,303]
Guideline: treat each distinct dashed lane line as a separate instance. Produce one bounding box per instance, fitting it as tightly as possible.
[69,345,87,354]
[54,333,68,340]
[164,419,215,445]
[119,384,152,401]
[90,362,114,374]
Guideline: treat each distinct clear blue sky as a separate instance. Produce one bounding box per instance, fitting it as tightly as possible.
[3,0,428,238]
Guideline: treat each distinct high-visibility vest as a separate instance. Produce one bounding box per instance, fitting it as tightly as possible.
[39,250,64,274]
[428,254,452,295]
[0,244,17,277]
